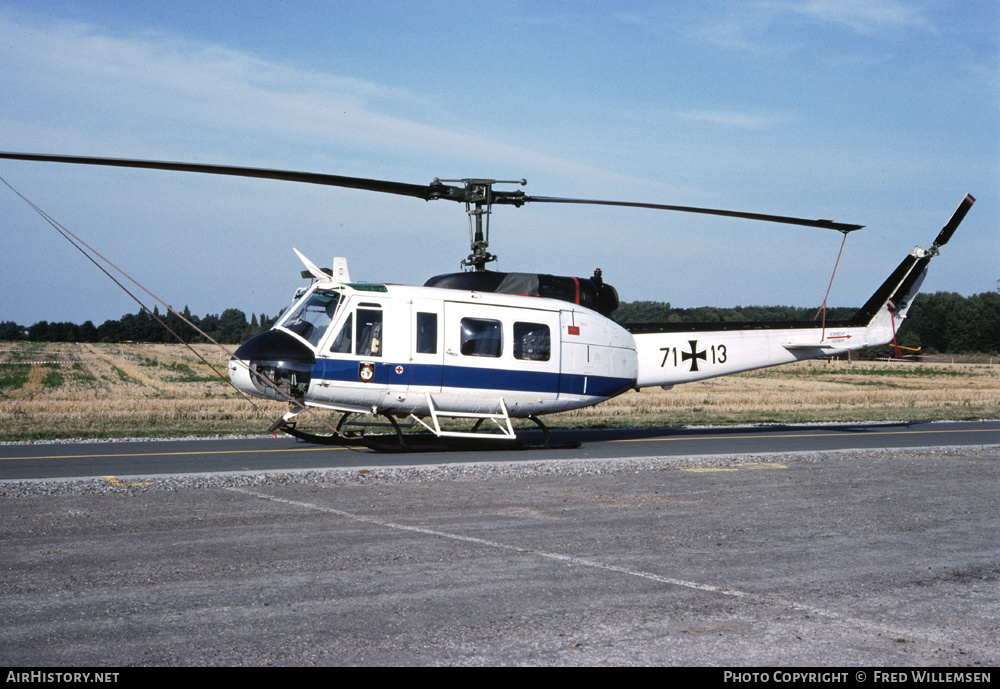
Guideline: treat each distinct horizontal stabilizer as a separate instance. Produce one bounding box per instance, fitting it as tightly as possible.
[782,342,840,350]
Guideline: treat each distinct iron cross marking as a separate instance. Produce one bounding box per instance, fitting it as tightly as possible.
[681,340,707,372]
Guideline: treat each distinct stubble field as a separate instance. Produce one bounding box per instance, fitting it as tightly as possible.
[1,341,997,442]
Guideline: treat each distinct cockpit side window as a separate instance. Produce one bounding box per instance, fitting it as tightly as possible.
[328,305,383,357]
[356,309,383,357]
[330,314,353,353]
[282,289,341,348]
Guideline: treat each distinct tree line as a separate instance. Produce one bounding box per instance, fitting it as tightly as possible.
[2,290,998,353]
[0,306,280,345]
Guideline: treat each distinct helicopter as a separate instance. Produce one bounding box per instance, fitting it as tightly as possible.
[0,151,975,450]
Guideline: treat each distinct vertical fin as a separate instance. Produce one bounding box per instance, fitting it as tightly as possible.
[850,194,975,327]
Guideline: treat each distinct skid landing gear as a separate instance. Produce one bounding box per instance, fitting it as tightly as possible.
[269,410,579,453]
[269,411,405,450]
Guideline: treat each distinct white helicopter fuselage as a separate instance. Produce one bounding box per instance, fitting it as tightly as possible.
[229,241,931,431]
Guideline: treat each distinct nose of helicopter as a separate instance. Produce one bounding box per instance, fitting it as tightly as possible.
[228,329,316,400]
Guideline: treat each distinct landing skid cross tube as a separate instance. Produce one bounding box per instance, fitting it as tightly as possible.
[410,394,516,439]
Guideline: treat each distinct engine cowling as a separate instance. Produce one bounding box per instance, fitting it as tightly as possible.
[424,269,619,317]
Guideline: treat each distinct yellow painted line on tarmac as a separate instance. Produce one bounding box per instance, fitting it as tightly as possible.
[103,476,152,487]
[0,445,345,461]
[681,463,786,473]
[612,426,1000,444]
[2,426,996,462]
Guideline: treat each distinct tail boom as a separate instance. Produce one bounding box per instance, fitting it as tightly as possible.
[632,318,886,388]
[629,194,972,389]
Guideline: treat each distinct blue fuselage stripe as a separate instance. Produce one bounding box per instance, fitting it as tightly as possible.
[312,360,634,398]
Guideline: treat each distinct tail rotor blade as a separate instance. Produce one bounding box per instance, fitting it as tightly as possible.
[933,193,976,249]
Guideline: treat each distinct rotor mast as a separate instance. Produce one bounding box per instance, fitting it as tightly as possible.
[436,177,526,271]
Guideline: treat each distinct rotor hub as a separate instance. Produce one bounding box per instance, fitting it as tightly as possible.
[433,178,527,271]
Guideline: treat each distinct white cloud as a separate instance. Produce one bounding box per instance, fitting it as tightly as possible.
[777,0,932,34]
[686,14,781,54]
[690,0,933,54]
[1,10,656,190]
[673,109,795,130]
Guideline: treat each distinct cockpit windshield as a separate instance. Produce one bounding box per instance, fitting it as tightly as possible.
[280,289,341,348]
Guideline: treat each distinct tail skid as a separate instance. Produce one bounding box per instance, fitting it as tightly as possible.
[630,194,974,388]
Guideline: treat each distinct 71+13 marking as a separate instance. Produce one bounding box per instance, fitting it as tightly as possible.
[661,340,727,372]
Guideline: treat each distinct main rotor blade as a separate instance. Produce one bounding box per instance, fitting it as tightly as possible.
[516,195,865,232]
[1,151,866,232]
[0,151,465,202]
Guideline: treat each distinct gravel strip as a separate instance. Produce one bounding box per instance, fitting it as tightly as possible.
[1,443,995,497]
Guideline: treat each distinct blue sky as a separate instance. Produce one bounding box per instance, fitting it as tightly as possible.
[1,1,997,326]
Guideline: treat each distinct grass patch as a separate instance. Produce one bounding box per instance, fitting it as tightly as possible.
[0,364,31,396]
[40,364,64,389]
[68,362,98,386]
[110,365,141,385]
[162,361,220,383]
